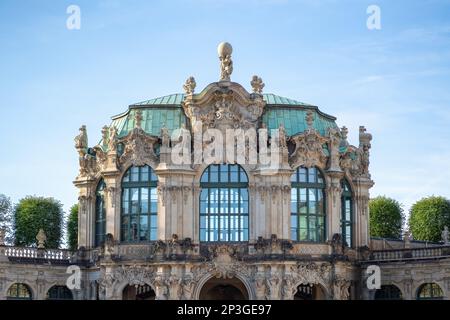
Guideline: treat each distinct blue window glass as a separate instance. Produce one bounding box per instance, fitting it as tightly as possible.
[121,165,158,242]
[200,164,249,242]
[291,167,325,242]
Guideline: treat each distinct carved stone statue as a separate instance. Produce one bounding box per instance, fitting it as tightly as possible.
[218,42,233,81]
[161,125,170,148]
[404,230,412,249]
[328,127,342,172]
[305,110,314,129]
[442,226,449,245]
[278,124,287,149]
[135,109,143,129]
[251,75,265,94]
[357,126,372,178]
[183,76,196,95]
[108,126,118,152]
[75,125,88,155]
[36,229,47,249]
[101,125,109,147]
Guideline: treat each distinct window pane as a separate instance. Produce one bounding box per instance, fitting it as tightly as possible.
[140,216,149,241]
[309,167,317,183]
[131,167,139,182]
[130,216,138,241]
[140,166,149,181]
[299,168,307,182]
[220,166,228,182]
[141,188,149,213]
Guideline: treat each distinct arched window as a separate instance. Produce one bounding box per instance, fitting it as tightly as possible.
[121,165,158,242]
[417,283,444,300]
[375,285,402,300]
[7,283,32,300]
[291,167,325,242]
[95,180,106,247]
[46,285,73,300]
[341,179,353,247]
[200,164,249,242]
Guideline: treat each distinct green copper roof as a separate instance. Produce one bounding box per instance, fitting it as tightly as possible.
[131,93,185,106]
[130,93,313,107]
[111,93,337,138]
[262,108,338,136]
[112,108,187,137]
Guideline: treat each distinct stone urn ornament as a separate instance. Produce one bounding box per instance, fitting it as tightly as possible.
[36,229,47,249]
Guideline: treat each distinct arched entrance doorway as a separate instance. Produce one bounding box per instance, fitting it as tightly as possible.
[122,284,156,300]
[199,277,249,300]
[294,284,327,300]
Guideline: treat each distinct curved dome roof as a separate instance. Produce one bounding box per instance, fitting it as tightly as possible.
[110,93,338,138]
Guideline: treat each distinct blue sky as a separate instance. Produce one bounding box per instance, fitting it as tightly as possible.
[0,0,449,219]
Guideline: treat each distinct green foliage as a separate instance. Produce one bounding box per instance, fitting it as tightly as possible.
[369,196,404,239]
[67,204,78,251]
[0,194,14,244]
[408,196,450,242]
[14,196,64,249]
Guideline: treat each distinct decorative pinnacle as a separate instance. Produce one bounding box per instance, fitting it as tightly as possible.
[341,126,348,141]
[135,109,143,129]
[251,75,265,94]
[183,76,196,95]
[306,110,314,129]
[218,42,233,81]
[101,125,109,143]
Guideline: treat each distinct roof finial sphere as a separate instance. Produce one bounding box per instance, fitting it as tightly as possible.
[218,42,233,57]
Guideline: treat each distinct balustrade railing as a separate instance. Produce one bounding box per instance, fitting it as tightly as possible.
[370,246,450,262]
[1,246,72,261]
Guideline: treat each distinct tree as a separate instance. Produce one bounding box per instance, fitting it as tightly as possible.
[0,194,14,244]
[67,204,78,251]
[409,196,450,242]
[14,196,64,249]
[369,196,404,239]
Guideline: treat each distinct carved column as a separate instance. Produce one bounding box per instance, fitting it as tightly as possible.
[104,175,118,240]
[353,178,373,248]
[326,171,344,241]
[74,178,96,248]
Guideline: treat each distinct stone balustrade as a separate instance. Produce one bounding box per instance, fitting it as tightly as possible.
[369,246,450,262]
[0,245,72,262]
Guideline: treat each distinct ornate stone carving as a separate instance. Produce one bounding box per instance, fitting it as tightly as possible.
[329,233,346,254]
[266,274,282,300]
[161,125,170,148]
[442,226,450,245]
[289,126,328,169]
[101,125,109,147]
[183,76,196,95]
[75,125,88,154]
[36,229,46,249]
[352,126,372,178]
[289,262,332,288]
[135,109,143,129]
[218,42,233,81]
[254,235,293,254]
[166,274,182,300]
[328,127,342,172]
[108,126,118,152]
[107,265,155,288]
[118,127,158,167]
[154,275,168,300]
[333,277,351,300]
[250,75,264,94]
[106,186,116,208]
